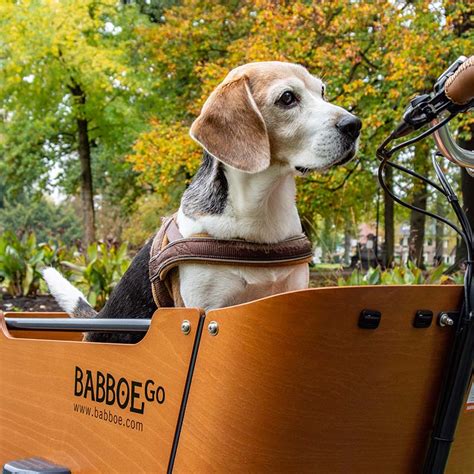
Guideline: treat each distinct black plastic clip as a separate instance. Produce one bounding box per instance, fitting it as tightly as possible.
[359,309,381,329]
[413,310,433,328]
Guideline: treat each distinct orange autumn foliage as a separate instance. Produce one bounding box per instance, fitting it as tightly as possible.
[126,0,472,234]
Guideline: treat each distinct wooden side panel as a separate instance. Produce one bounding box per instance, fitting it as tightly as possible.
[446,373,474,474]
[0,308,202,473]
[174,285,472,473]
[3,312,82,341]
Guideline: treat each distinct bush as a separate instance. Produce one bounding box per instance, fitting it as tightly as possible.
[0,196,83,246]
[0,231,72,296]
[337,262,462,286]
[0,232,131,309]
[61,242,131,309]
[2,229,463,309]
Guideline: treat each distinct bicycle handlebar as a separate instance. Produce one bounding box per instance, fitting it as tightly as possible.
[444,55,474,105]
[390,55,473,140]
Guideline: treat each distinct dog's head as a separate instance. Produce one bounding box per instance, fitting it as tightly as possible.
[190,61,361,175]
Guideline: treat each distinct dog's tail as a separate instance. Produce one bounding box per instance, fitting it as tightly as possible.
[42,267,97,318]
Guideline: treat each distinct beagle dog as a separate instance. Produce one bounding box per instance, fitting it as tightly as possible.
[43,61,361,342]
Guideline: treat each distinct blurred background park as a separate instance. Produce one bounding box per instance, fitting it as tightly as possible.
[0,0,472,311]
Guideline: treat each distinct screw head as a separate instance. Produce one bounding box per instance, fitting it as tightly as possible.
[439,313,454,327]
[208,321,219,336]
[181,320,191,335]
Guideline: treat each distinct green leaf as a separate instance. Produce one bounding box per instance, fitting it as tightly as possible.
[427,265,446,284]
[87,244,98,263]
[61,261,87,273]
[22,264,34,296]
[366,267,381,285]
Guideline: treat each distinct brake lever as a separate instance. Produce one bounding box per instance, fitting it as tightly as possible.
[392,56,471,139]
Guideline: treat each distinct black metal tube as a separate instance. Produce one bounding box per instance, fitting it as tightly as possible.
[422,306,474,473]
[4,318,150,333]
[422,156,474,473]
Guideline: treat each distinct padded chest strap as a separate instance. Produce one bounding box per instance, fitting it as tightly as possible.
[149,215,313,308]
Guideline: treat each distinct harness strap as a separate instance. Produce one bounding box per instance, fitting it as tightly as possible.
[149,216,176,308]
[149,215,313,308]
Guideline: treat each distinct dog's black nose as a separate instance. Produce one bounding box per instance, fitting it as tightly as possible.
[336,115,362,140]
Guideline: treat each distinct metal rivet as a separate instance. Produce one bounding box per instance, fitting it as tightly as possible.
[439,313,454,327]
[208,321,219,336]
[181,320,191,335]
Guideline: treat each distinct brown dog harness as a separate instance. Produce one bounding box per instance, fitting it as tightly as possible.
[149,215,313,307]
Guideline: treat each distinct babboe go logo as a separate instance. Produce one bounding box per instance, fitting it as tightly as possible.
[74,366,165,415]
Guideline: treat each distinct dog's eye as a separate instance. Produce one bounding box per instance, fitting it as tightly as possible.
[321,84,326,100]
[276,91,298,108]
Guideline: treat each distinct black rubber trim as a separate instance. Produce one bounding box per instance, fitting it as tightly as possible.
[167,313,206,473]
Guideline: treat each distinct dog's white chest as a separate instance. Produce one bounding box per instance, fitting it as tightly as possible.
[178,263,309,310]
[175,162,310,311]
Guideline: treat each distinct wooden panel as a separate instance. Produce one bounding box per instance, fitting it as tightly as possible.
[174,285,472,473]
[3,312,82,341]
[446,373,474,474]
[0,307,203,473]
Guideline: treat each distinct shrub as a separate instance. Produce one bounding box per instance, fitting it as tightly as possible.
[337,262,461,287]
[0,231,71,296]
[0,230,131,309]
[61,242,131,309]
[0,196,83,246]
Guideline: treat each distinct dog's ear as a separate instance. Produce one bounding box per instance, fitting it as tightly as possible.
[190,75,271,173]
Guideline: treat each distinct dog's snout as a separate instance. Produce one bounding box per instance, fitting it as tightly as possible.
[336,115,362,140]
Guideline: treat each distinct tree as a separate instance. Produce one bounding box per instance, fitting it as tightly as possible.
[128,0,388,242]
[384,166,395,266]
[434,192,447,264]
[0,0,155,245]
[127,0,471,257]
[0,196,83,246]
[408,143,430,268]
[129,0,179,23]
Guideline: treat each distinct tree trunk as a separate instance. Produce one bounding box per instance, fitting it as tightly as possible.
[455,129,474,264]
[383,164,394,267]
[461,167,474,230]
[77,117,95,246]
[409,194,426,267]
[454,168,474,262]
[408,143,429,268]
[434,194,445,266]
[321,217,331,262]
[70,83,95,246]
[343,226,351,267]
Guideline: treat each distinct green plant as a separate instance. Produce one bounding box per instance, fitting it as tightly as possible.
[0,196,83,246]
[449,272,466,285]
[337,262,461,287]
[0,231,71,296]
[0,230,132,308]
[61,242,131,309]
